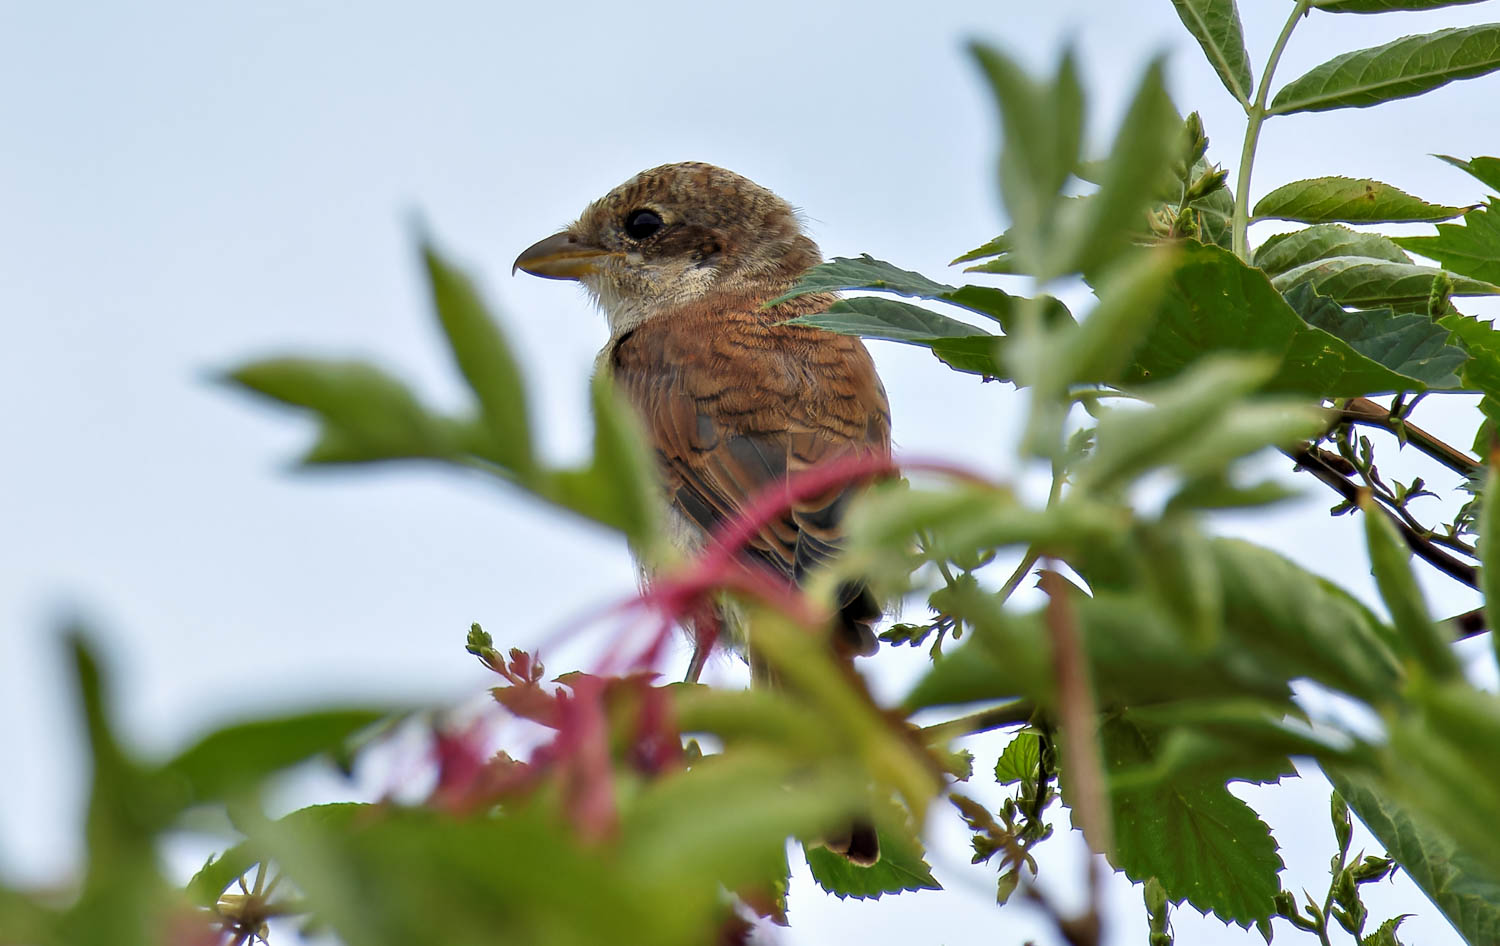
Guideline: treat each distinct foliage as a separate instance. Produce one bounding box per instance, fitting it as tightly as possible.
[8,3,1500,946]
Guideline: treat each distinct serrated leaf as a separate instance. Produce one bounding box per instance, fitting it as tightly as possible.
[1360,914,1411,946]
[422,243,534,475]
[1124,242,1440,396]
[1172,0,1254,104]
[1254,225,1413,276]
[995,729,1042,784]
[1435,152,1500,193]
[1270,25,1500,115]
[1253,178,1469,224]
[160,709,392,809]
[1314,0,1485,11]
[1096,715,1282,926]
[768,255,956,304]
[1283,284,1467,389]
[1330,769,1500,946]
[953,234,1010,264]
[1439,312,1500,401]
[1395,199,1500,284]
[1272,256,1500,307]
[802,823,941,900]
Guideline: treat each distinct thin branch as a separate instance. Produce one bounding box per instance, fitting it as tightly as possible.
[920,700,1035,744]
[1287,446,1478,589]
[1342,397,1480,478]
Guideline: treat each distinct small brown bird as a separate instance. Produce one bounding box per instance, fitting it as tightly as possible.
[514,163,891,863]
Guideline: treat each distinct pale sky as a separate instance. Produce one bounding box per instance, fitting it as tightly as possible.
[4,2,1499,944]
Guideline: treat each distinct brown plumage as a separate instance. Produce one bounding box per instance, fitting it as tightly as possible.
[514,163,890,865]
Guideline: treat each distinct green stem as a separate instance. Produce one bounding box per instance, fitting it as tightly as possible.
[1232,0,1310,260]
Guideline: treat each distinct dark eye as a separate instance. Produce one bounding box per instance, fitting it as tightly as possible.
[623,209,663,240]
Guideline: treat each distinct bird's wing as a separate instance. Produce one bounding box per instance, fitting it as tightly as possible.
[609,297,891,592]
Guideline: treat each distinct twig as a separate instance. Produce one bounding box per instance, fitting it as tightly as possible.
[1287,446,1479,589]
[1342,397,1480,477]
[1040,565,1107,946]
[920,700,1034,744]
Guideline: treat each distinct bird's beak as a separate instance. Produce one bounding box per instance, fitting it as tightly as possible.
[512,231,614,280]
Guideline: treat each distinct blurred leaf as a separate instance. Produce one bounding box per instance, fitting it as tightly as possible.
[1213,539,1401,703]
[1253,178,1469,224]
[622,750,869,896]
[1395,199,1500,284]
[969,43,1084,279]
[160,709,393,809]
[256,802,721,946]
[1164,400,1332,480]
[1482,464,1500,670]
[1077,356,1278,493]
[1050,248,1180,388]
[1171,0,1253,104]
[1330,768,1500,945]
[802,818,941,900]
[186,803,368,907]
[1067,59,1180,278]
[227,358,455,464]
[1096,714,1282,926]
[1313,0,1485,10]
[544,375,660,543]
[994,729,1042,784]
[1283,284,1468,389]
[1269,25,1500,115]
[1272,256,1500,306]
[1254,225,1413,275]
[1124,242,1442,395]
[422,243,535,474]
[1360,495,1463,679]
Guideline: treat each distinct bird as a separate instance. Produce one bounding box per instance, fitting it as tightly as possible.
[513,162,891,864]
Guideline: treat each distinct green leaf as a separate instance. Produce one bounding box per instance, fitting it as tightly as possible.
[1435,152,1500,193]
[185,803,368,906]
[422,243,535,475]
[969,43,1084,279]
[1218,539,1402,701]
[1359,494,1461,678]
[1284,284,1467,390]
[545,374,660,542]
[1361,914,1410,946]
[952,234,1010,264]
[1067,59,1180,278]
[1253,178,1469,224]
[1480,463,1500,670]
[1125,242,1437,396]
[1395,199,1500,285]
[1078,356,1281,494]
[1330,769,1500,946]
[786,297,989,342]
[1171,0,1254,104]
[995,729,1042,784]
[1253,225,1413,276]
[1272,256,1500,306]
[771,254,1054,336]
[1097,714,1282,926]
[1440,311,1500,396]
[1313,0,1485,11]
[1269,25,1500,115]
[802,822,941,900]
[784,298,1006,379]
[159,709,393,809]
[768,255,956,304]
[226,358,455,463]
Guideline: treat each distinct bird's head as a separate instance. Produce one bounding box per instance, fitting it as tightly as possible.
[513,162,821,335]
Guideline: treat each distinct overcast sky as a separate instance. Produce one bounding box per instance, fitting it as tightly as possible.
[4,2,1499,944]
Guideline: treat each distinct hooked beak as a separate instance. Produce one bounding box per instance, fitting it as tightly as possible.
[512,231,615,280]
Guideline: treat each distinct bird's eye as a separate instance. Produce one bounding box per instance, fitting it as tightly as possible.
[623,209,663,240]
